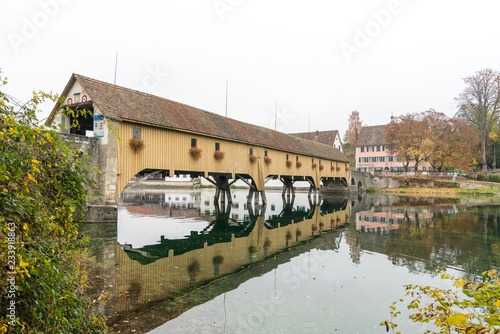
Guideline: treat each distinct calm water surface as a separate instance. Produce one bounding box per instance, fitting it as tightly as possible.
[84,189,500,334]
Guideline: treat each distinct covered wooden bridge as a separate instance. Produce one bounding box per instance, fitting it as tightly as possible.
[47,74,350,207]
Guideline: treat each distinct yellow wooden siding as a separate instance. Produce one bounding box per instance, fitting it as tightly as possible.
[117,122,349,195]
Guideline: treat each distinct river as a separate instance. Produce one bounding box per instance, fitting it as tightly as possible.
[83,189,500,333]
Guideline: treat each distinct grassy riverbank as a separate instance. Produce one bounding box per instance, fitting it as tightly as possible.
[369,186,500,198]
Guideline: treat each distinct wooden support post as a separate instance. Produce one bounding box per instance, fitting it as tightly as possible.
[247,187,254,204]
[220,188,226,204]
[225,183,232,204]
[214,188,220,203]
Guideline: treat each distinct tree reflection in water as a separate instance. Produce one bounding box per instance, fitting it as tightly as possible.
[348,199,500,277]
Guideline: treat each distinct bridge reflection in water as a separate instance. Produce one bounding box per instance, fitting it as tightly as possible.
[111,189,349,316]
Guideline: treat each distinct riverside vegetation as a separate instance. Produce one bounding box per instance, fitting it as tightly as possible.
[0,76,107,333]
[383,270,500,333]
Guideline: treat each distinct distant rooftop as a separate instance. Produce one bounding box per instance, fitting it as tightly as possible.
[289,130,340,147]
[355,125,389,147]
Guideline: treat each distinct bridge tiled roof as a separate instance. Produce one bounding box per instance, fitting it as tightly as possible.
[289,130,340,146]
[51,74,349,163]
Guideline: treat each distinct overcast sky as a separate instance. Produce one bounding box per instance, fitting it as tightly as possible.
[2,0,500,138]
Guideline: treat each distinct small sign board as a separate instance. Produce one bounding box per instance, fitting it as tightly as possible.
[93,115,105,138]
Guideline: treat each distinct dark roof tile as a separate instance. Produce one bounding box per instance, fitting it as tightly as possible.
[355,125,390,146]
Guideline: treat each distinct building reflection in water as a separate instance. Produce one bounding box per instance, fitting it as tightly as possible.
[356,207,434,235]
[111,189,349,316]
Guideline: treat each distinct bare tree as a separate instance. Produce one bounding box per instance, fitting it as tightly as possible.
[344,110,362,146]
[343,110,363,166]
[456,69,500,171]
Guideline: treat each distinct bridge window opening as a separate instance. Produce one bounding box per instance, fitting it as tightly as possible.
[264,150,268,157]
[250,148,254,155]
[191,138,197,148]
[133,128,141,140]
[215,142,220,151]
[66,107,94,136]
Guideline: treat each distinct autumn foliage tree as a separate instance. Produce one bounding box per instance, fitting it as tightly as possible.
[456,69,500,171]
[386,112,428,172]
[421,110,479,172]
[386,110,478,172]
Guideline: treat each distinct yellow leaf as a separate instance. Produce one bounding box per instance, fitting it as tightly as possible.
[31,159,41,164]
[19,259,28,268]
[447,313,468,326]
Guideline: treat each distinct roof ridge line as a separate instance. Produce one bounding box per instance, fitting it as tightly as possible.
[74,74,338,150]
[73,73,244,122]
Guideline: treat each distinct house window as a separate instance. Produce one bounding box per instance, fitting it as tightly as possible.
[250,148,253,155]
[296,156,299,161]
[133,128,141,139]
[191,138,197,147]
[264,150,268,157]
[361,147,365,153]
[286,154,289,160]
[215,142,220,151]
[312,158,314,163]
[377,146,380,151]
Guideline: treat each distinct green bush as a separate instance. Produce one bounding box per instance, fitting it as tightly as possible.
[0,76,107,333]
[475,173,500,183]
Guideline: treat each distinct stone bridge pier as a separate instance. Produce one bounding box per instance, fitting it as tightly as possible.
[60,133,118,223]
